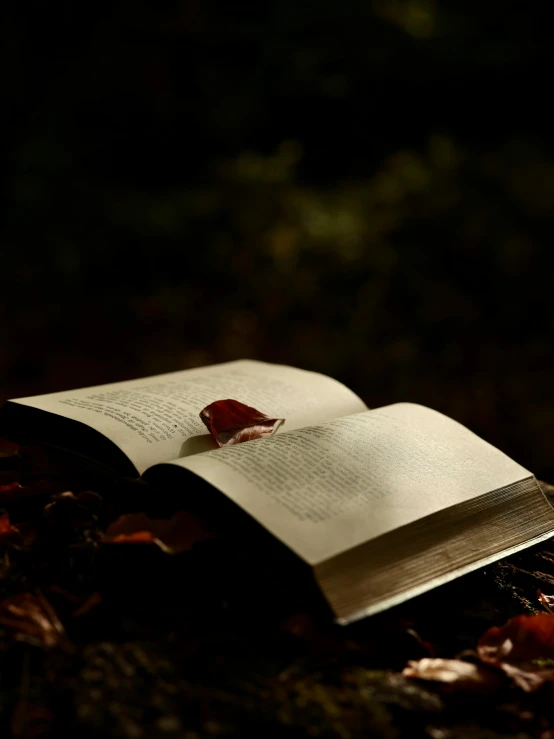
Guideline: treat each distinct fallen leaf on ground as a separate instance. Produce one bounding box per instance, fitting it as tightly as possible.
[477,614,554,691]
[0,438,20,464]
[280,612,357,659]
[44,490,102,528]
[405,627,435,657]
[538,590,554,614]
[112,530,158,544]
[0,481,22,497]
[11,702,54,739]
[403,658,504,694]
[200,399,284,447]
[0,511,16,534]
[72,592,103,618]
[0,471,18,486]
[0,593,69,650]
[0,511,23,547]
[0,479,72,505]
[104,511,213,553]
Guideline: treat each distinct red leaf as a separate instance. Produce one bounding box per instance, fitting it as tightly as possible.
[104,511,213,553]
[477,614,554,691]
[199,399,284,447]
[0,593,69,650]
[403,658,504,694]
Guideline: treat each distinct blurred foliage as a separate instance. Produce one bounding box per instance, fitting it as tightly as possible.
[1,1,554,475]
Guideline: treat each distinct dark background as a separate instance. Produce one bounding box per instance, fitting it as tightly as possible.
[2,2,553,476]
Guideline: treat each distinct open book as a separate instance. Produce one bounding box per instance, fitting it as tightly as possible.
[2,360,554,624]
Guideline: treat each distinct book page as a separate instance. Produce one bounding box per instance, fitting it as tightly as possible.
[10,360,367,474]
[162,403,531,564]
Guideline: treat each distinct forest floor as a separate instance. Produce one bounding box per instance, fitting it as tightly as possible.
[2,437,554,739]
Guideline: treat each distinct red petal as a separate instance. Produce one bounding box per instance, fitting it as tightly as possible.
[199,399,284,447]
[477,614,554,691]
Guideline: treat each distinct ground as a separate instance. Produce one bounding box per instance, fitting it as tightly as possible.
[2,440,554,738]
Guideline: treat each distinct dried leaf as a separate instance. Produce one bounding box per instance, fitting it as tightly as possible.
[0,511,23,547]
[0,478,71,505]
[477,614,554,691]
[0,437,20,462]
[0,593,69,650]
[112,530,158,544]
[200,398,284,447]
[280,612,355,659]
[44,490,101,529]
[405,627,435,657]
[538,590,554,614]
[0,470,18,486]
[72,592,103,618]
[0,481,22,497]
[0,511,14,534]
[403,658,504,694]
[104,511,213,553]
[11,702,54,739]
